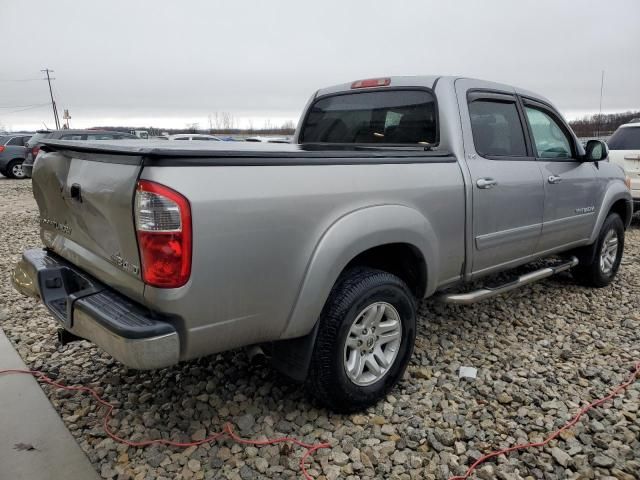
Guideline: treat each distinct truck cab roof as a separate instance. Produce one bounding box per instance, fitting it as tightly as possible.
[314,75,553,106]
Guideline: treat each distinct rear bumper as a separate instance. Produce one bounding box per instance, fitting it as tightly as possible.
[22,162,33,178]
[22,155,34,177]
[12,249,180,369]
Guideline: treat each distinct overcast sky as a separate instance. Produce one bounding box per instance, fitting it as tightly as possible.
[1,0,639,131]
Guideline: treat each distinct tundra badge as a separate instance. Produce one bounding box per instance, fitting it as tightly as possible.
[575,206,595,214]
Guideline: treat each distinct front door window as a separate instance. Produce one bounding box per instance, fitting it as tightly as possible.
[525,107,573,159]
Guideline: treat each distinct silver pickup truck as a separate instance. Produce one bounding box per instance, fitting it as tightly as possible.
[13,76,633,411]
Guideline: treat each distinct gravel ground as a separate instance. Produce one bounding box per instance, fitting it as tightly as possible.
[0,176,639,480]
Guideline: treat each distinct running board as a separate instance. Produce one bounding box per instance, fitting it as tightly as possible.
[436,256,579,305]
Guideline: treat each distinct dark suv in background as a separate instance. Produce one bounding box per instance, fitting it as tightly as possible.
[23,129,136,178]
[0,134,33,179]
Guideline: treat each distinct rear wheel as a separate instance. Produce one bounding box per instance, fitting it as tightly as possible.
[7,160,26,179]
[306,267,416,412]
[572,213,624,287]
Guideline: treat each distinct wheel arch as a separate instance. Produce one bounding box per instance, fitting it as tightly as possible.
[281,204,438,340]
[609,198,632,229]
[590,183,633,244]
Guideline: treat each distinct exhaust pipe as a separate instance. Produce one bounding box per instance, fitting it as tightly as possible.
[57,328,82,346]
[247,345,267,365]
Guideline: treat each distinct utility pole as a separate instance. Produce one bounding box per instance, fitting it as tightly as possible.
[41,68,61,130]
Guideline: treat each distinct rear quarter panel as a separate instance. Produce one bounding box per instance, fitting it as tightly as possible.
[141,162,465,360]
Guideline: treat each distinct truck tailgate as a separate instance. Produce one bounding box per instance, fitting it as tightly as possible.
[32,148,145,301]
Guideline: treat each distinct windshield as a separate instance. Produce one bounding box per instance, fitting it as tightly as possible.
[608,126,640,150]
[300,89,437,145]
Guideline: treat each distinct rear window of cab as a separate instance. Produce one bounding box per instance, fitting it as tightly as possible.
[300,89,437,145]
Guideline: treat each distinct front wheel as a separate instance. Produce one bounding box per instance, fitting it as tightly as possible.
[572,213,624,287]
[306,267,416,412]
[7,160,26,179]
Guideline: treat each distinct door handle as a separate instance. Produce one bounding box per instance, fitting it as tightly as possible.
[548,175,562,184]
[476,178,498,189]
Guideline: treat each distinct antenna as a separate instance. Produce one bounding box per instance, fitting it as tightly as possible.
[596,70,605,138]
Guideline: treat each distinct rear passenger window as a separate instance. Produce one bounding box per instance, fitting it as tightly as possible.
[469,100,527,157]
[7,137,23,146]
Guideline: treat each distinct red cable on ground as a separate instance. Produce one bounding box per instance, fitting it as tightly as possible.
[0,368,331,480]
[3,361,638,479]
[449,361,640,480]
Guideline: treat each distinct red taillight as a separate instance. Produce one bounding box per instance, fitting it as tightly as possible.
[0,146,5,153]
[134,180,192,288]
[31,146,40,157]
[351,78,391,89]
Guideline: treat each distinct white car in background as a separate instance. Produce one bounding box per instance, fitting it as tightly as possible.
[245,136,290,143]
[168,134,222,141]
[608,121,640,211]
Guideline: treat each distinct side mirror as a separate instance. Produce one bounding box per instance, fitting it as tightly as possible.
[585,139,608,162]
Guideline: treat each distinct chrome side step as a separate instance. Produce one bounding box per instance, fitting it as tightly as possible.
[436,256,579,305]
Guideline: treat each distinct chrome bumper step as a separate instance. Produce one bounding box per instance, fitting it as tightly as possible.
[436,256,579,305]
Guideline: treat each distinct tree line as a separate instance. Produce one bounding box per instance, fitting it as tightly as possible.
[569,110,640,138]
[93,114,297,137]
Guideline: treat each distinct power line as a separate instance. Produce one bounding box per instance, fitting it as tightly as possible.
[41,68,61,129]
[0,103,51,109]
[0,78,43,82]
[0,104,52,115]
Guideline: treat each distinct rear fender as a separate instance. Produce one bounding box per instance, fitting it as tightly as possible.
[281,204,437,339]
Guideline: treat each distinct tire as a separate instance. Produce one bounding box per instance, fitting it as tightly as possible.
[6,160,26,179]
[572,213,624,288]
[306,267,416,412]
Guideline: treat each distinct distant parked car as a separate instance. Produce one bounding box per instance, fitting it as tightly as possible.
[130,130,150,139]
[0,134,33,179]
[244,136,291,143]
[608,121,640,211]
[168,134,222,141]
[23,129,136,178]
